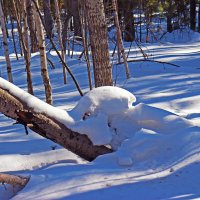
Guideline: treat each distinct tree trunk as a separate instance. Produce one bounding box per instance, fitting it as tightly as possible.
[0,78,112,161]
[72,0,82,38]
[78,0,92,90]
[124,2,135,42]
[198,3,200,32]
[22,0,34,95]
[33,0,53,105]
[43,0,54,38]
[190,0,196,31]
[10,17,19,60]
[84,0,113,87]
[112,0,130,79]
[54,0,67,84]
[0,0,13,83]
[167,0,173,33]
[12,0,34,95]
[26,0,38,53]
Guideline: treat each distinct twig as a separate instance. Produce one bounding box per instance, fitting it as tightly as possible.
[117,59,181,68]
[47,57,55,69]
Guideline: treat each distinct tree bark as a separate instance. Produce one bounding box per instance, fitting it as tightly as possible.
[33,0,53,105]
[54,0,67,84]
[84,0,113,87]
[26,0,38,53]
[112,0,131,79]
[43,0,54,38]
[0,0,13,83]
[0,79,112,161]
[124,2,135,42]
[78,1,92,90]
[22,0,34,95]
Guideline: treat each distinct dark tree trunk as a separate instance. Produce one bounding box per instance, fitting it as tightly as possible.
[167,1,173,33]
[198,3,200,32]
[190,0,196,31]
[26,0,38,53]
[167,16,173,33]
[43,0,54,38]
[124,9,135,42]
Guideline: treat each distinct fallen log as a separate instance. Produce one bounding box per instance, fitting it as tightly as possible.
[0,79,113,161]
[0,173,29,187]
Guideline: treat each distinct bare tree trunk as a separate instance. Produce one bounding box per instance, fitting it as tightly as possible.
[124,2,135,42]
[0,79,112,161]
[22,0,34,95]
[167,0,173,33]
[43,0,54,38]
[78,1,92,90]
[190,0,196,31]
[54,0,67,84]
[33,0,52,104]
[26,0,38,53]
[72,0,82,39]
[0,0,13,83]
[12,0,34,94]
[112,0,130,79]
[198,3,200,32]
[10,17,19,60]
[84,0,113,87]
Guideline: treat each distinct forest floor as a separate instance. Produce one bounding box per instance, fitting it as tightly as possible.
[1,29,200,199]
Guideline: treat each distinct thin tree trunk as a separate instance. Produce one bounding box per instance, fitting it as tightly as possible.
[190,0,196,31]
[33,0,52,104]
[43,0,54,38]
[22,0,34,95]
[10,17,19,60]
[112,0,131,79]
[54,0,67,84]
[0,80,112,161]
[2,1,9,38]
[167,0,173,33]
[0,0,13,82]
[84,0,113,87]
[26,0,38,53]
[78,1,92,90]
[198,3,200,32]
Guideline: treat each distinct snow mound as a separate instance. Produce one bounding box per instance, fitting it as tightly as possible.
[70,86,136,145]
[128,103,193,134]
[70,86,136,120]
[161,29,200,43]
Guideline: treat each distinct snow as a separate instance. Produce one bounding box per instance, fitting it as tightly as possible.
[1,28,200,200]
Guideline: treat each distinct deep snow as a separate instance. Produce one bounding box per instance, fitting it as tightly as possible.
[0,29,200,200]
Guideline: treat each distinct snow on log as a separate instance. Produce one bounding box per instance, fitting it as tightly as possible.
[0,78,112,161]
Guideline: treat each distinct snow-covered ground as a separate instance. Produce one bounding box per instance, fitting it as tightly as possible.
[1,30,200,200]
